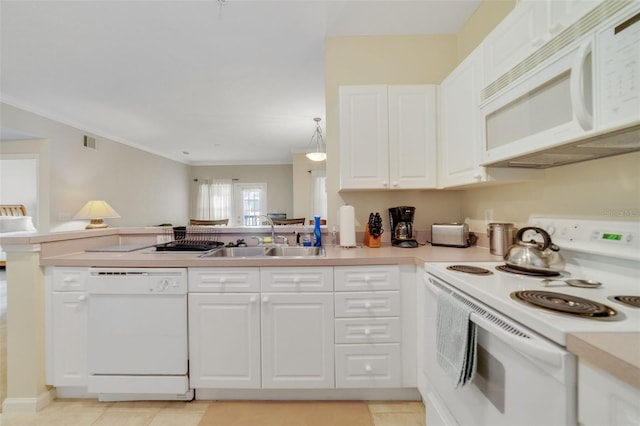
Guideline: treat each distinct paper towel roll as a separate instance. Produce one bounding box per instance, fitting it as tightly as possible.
[339,205,356,247]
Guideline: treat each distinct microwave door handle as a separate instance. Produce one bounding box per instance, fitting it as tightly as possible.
[570,39,594,131]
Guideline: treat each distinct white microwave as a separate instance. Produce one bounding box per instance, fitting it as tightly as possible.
[480,1,640,168]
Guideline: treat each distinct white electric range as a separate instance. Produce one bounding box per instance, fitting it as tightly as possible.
[421,216,640,426]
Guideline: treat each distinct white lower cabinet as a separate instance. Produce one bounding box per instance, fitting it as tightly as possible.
[261,292,334,388]
[335,344,401,388]
[188,268,261,389]
[334,266,402,388]
[188,293,261,388]
[578,359,640,426]
[46,267,90,387]
[188,266,335,390]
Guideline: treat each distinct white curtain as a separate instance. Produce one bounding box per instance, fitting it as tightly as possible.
[195,179,233,220]
[310,170,327,220]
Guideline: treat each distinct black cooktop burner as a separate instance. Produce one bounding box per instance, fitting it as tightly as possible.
[496,264,561,277]
[511,290,621,320]
[609,295,640,309]
[447,265,493,275]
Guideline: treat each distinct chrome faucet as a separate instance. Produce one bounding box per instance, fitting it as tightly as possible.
[260,215,275,244]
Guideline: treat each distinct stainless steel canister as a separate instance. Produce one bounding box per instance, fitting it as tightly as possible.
[487,223,516,256]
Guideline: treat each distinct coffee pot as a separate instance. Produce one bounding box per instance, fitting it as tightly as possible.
[395,222,411,240]
[389,206,418,248]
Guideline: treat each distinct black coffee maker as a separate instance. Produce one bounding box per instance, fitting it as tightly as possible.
[389,206,418,248]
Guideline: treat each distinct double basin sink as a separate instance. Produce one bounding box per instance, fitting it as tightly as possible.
[201,245,324,258]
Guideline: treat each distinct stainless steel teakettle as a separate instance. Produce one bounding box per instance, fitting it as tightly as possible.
[504,227,565,273]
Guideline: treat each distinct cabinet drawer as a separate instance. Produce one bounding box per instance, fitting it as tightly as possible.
[261,267,333,292]
[52,268,89,291]
[189,268,260,292]
[335,343,401,388]
[335,291,400,318]
[335,318,401,344]
[334,266,399,291]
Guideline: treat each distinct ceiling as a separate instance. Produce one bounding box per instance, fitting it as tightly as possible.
[0,0,481,165]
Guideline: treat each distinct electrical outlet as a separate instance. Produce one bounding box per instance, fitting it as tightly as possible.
[484,209,494,224]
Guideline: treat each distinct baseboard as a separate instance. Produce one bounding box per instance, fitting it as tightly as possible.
[195,387,421,401]
[1,388,55,412]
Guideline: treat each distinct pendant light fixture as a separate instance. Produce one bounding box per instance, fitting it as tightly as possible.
[305,117,326,162]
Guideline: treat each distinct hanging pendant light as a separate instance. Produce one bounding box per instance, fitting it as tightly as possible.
[305,117,326,162]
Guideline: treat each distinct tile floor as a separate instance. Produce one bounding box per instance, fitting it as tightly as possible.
[0,399,425,426]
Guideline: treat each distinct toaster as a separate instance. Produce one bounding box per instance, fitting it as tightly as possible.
[431,223,470,248]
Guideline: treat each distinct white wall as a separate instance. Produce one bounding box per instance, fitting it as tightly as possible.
[1,103,190,231]
[189,164,293,220]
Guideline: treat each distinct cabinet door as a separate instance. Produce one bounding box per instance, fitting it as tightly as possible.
[339,85,390,189]
[51,292,88,386]
[388,85,437,189]
[548,0,603,38]
[261,293,334,388]
[188,293,261,388]
[483,0,548,85]
[438,47,486,188]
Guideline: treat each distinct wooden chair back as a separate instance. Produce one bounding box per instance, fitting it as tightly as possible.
[271,218,305,225]
[189,218,229,226]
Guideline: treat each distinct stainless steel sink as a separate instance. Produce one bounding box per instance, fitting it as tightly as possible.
[201,245,324,258]
[204,246,270,257]
[265,246,323,257]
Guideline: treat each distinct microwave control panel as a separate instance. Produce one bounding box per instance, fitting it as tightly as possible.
[596,6,640,128]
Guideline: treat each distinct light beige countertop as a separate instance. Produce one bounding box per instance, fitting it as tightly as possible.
[1,226,501,267]
[36,243,499,268]
[567,332,640,389]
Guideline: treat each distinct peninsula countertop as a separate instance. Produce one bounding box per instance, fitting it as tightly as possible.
[3,226,637,385]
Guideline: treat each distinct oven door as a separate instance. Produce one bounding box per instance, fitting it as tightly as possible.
[423,274,577,426]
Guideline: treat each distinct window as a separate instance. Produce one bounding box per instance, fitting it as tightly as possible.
[234,183,267,226]
[310,170,327,220]
[195,180,267,226]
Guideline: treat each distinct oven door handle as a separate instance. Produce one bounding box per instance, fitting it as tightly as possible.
[469,312,563,368]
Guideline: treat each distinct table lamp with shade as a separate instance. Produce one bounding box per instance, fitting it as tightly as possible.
[73,200,120,229]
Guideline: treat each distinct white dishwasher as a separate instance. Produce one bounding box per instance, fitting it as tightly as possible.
[87,268,192,401]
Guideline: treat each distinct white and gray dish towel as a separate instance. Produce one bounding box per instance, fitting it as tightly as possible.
[436,290,478,388]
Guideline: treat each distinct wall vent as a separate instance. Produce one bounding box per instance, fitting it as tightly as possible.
[83,135,96,149]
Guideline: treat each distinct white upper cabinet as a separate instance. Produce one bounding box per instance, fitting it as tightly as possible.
[483,0,602,86]
[339,85,437,190]
[483,1,548,85]
[438,47,486,188]
[388,85,438,189]
[548,0,604,38]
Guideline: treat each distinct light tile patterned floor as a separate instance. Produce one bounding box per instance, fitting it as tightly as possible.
[0,399,425,426]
